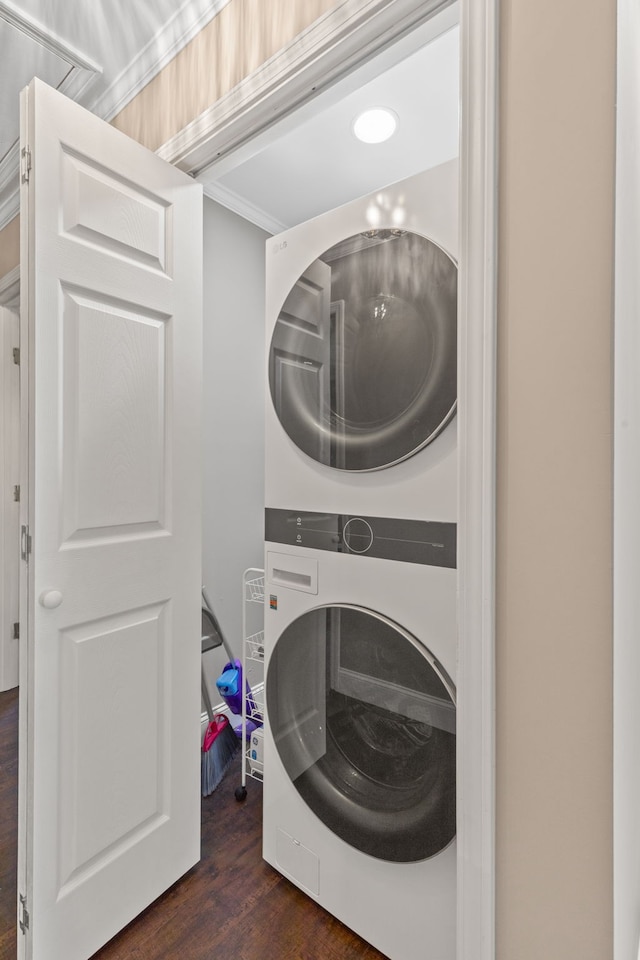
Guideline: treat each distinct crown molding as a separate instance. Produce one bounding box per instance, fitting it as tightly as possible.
[0,186,19,233]
[0,143,19,232]
[0,0,102,72]
[202,182,284,236]
[0,265,19,307]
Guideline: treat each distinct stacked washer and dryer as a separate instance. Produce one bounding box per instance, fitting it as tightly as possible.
[262,159,459,960]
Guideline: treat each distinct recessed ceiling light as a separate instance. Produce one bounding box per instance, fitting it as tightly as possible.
[352,108,398,144]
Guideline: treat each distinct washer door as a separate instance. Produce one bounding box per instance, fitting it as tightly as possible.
[266,604,456,862]
[268,231,457,471]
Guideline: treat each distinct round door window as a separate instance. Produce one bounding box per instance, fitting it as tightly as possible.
[269,230,457,471]
[266,605,456,862]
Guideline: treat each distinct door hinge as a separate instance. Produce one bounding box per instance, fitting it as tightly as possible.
[12,347,20,365]
[21,147,31,184]
[20,525,31,561]
[13,622,19,640]
[19,893,29,934]
[13,484,20,502]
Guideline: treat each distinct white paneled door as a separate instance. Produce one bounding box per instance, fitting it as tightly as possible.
[18,78,202,960]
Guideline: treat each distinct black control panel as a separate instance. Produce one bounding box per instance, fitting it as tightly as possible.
[265,508,456,569]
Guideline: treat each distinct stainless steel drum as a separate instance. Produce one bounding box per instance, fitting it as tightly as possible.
[266,604,456,863]
[268,230,457,471]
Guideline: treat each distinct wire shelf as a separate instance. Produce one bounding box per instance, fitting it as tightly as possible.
[240,568,265,795]
[245,575,265,603]
[246,685,264,725]
[245,750,264,780]
[245,727,264,781]
[246,630,265,662]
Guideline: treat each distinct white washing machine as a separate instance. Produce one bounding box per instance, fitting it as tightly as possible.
[265,159,458,523]
[262,515,457,960]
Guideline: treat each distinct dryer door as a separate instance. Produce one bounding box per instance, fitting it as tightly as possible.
[266,604,456,862]
[268,228,457,472]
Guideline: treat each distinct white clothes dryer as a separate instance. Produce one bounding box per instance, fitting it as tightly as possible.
[265,160,458,523]
[262,511,457,960]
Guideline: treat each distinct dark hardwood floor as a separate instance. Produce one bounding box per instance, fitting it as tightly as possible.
[0,688,18,960]
[0,688,387,960]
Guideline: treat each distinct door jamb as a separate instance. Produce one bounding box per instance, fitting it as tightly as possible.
[613,1,640,956]
[0,300,20,693]
[157,2,499,958]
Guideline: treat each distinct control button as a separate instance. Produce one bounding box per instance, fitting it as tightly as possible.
[343,517,374,554]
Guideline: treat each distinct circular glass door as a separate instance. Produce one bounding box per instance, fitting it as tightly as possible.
[266,605,456,862]
[269,230,457,471]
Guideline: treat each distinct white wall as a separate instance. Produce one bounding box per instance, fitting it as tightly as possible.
[202,197,269,697]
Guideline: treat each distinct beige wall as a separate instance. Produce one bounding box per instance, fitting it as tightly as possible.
[0,215,19,277]
[496,1,615,957]
[0,0,617,954]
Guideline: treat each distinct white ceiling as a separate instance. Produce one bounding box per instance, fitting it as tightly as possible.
[0,19,69,162]
[200,14,459,233]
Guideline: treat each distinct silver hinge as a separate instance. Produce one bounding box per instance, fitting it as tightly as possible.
[21,147,31,184]
[13,484,20,502]
[20,525,31,561]
[13,622,19,640]
[12,347,20,365]
[19,893,29,934]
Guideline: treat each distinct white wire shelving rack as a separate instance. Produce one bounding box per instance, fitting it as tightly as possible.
[235,567,265,801]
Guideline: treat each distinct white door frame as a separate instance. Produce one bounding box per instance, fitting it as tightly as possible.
[2,0,497,953]
[614,1,640,958]
[159,1,498,957]
[0,266,21,693]
[0,295,20,692]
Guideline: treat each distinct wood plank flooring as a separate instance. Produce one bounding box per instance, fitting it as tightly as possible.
[0,688,18,960]
[0,688,387,960]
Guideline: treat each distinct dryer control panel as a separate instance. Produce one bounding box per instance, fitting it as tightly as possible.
[265,508,456,568]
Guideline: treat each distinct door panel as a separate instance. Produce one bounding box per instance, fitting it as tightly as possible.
[60,286,169,540]
[19,78,202,960]
[57,601,170,894]
[61,147,171,271]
